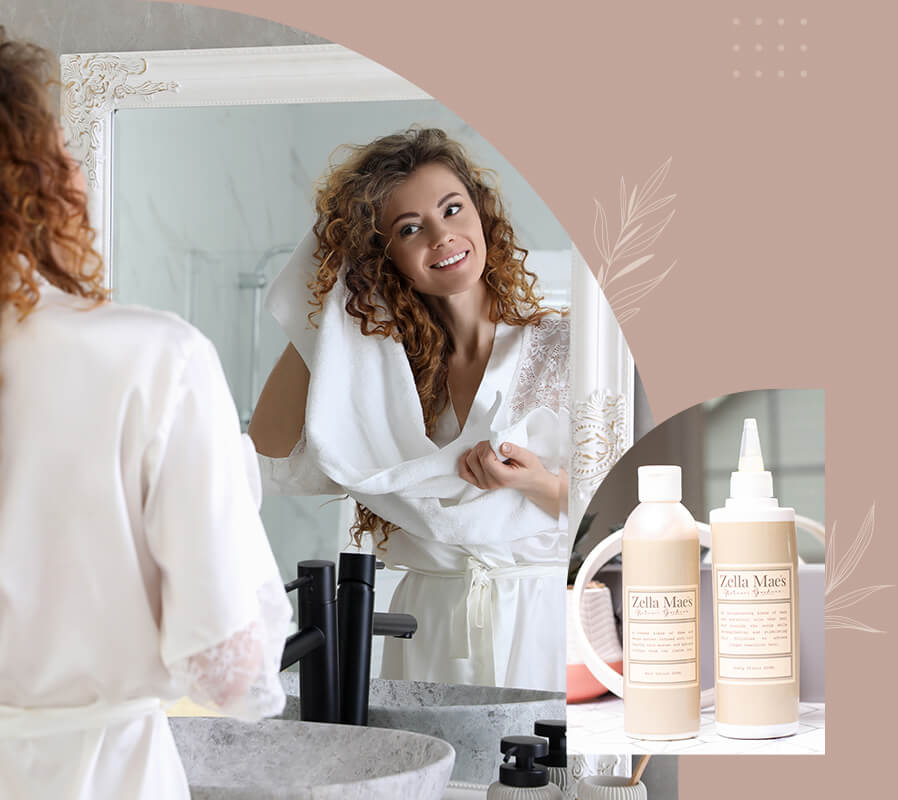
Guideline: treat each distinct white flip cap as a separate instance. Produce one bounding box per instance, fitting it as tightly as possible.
[638,465,682,502]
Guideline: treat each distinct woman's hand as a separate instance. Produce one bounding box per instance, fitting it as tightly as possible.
[457,441,567,517]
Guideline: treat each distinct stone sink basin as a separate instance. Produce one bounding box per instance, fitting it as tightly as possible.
[169,716,454,799]
[280,674,565,785]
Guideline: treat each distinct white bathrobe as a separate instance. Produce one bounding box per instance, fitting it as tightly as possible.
[0,283,292,799]
[259,236,568,691]
[377,317,569,691]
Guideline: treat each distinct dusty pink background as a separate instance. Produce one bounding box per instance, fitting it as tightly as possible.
[155,1,896,794]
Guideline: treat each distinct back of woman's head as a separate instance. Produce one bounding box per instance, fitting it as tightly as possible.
[0,26,104,320]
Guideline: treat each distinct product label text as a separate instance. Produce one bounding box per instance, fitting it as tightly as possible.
[715,564,795,683]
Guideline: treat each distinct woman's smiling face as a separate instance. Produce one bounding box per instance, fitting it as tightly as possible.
[381,161,487,297]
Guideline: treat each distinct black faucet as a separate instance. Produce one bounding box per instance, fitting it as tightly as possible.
[280,560,340,723]
[280,553,417,726]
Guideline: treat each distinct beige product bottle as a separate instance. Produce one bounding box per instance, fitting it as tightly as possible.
[622,465,700,740]
[710,418,800,739]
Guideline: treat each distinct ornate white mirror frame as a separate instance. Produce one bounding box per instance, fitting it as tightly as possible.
[59,44,430,287]
[58,43,635,535]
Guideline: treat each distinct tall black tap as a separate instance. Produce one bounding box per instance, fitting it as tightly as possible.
[337,553,417,725]
[336,553,375,726]
[280,555,417,726]
[280,560,339,723]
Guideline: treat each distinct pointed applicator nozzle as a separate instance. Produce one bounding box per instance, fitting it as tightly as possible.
[737,418,765,472]
[729,418,774,500]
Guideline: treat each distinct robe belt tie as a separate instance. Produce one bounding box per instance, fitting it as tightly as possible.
[0,697,161,739]
[396,559,567,685]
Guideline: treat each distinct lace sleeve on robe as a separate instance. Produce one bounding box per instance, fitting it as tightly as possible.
[256,428,345,497]
[142,330,292,721]
[507,316,571,517]
[508,315,570,423]
[166,577,290,720]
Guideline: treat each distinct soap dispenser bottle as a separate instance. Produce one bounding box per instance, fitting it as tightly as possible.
[486,736,563,799]
[710,418,800,739]
[534,720,571,799]
[622,465,700,740]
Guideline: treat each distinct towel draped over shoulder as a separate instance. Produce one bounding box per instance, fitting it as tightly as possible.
[260,231,569,690]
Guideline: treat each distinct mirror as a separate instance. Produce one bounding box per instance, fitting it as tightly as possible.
[60,45,635,675]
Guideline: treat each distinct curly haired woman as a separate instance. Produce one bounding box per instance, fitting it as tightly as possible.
[250,128,568,691]
[0,29,290,799]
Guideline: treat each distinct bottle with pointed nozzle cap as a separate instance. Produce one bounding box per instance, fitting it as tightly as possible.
[710,418,800,739]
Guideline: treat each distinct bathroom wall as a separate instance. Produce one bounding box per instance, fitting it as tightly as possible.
[3,0,324,56]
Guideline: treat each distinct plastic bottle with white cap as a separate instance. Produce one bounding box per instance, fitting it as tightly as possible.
[710,418,800,738]
[622,465,700,739]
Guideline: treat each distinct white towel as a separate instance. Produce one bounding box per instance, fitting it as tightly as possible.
[264,230,564,545]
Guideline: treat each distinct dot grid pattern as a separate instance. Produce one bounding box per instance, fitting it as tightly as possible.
[731,15,811,79]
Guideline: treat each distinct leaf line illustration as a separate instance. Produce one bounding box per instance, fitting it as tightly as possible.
[592,157,677,322]
[824,504,893,633]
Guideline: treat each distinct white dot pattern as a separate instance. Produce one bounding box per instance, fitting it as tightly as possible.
[730,13,810,79]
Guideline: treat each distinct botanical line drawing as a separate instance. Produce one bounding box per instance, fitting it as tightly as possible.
[824,503,893,633]
[592,157,677,324]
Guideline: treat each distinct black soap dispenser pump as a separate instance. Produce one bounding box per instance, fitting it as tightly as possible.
[486,736,562,799]
[534,720,571,799]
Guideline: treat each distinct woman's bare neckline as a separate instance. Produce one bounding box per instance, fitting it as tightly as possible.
[446,322,498,431]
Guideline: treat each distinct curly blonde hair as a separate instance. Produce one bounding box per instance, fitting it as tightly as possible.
[0,27,106,322]
[307,127,554,547]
